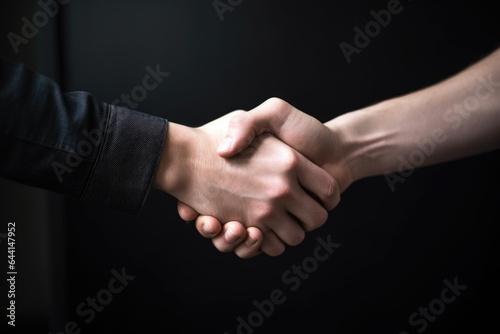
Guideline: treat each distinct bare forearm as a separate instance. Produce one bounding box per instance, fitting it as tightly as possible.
[327,48,500,182]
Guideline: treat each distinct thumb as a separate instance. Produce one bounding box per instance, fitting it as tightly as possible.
[217,98,293,157]
[217,111,259,157]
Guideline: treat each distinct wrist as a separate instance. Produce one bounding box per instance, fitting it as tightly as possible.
[154,122,195,197]
[325,98,403,185]
[322,116,358,191]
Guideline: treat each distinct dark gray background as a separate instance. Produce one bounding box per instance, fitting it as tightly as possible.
[1,0,499,333]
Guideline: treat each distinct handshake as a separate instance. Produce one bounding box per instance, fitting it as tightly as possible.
[154,98,351,258]
[1,48,498,261]
[153,47,500,258]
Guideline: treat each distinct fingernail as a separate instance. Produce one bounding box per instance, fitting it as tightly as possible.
[218,138,233,153]
[245,235,258,247]
[202,223,214,235]
[225,227,240,243]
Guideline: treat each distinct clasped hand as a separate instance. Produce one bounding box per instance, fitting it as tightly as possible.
[155,98,349,258]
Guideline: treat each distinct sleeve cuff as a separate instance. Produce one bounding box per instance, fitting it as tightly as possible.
[80,104,167,215]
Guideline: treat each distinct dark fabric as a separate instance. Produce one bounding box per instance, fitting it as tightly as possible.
[0,59,167,214]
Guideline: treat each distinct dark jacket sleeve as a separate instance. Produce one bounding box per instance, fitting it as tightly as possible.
[0,59,167,214]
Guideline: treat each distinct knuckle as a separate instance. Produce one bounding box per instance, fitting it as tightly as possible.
[324,177,338,207]
[280,150,299,171]
[233,109,247,114]
[254,203,274,222]
[266,97,289,111]
[264,97,292,129]
[228,112,246,128]
[325,177,336,198]
[268,180,293,200]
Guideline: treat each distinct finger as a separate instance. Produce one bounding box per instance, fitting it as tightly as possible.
[217,111,258,157]
[218,98,328,162]
[177,201,200,221]
[267,214,306,247]
[256,98,330,161]
[296,155,341,211]
[195,215,222,238]
[212,222,247,253]
[287,189,329,233]
[217,98,293,157]
[260,231,286,256]
[234,227,264,259]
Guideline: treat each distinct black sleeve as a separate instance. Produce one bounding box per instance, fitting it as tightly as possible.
[0,59,167,214]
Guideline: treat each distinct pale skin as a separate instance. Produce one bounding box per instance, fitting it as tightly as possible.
[180,47,500,258]
[153,112,339,256]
